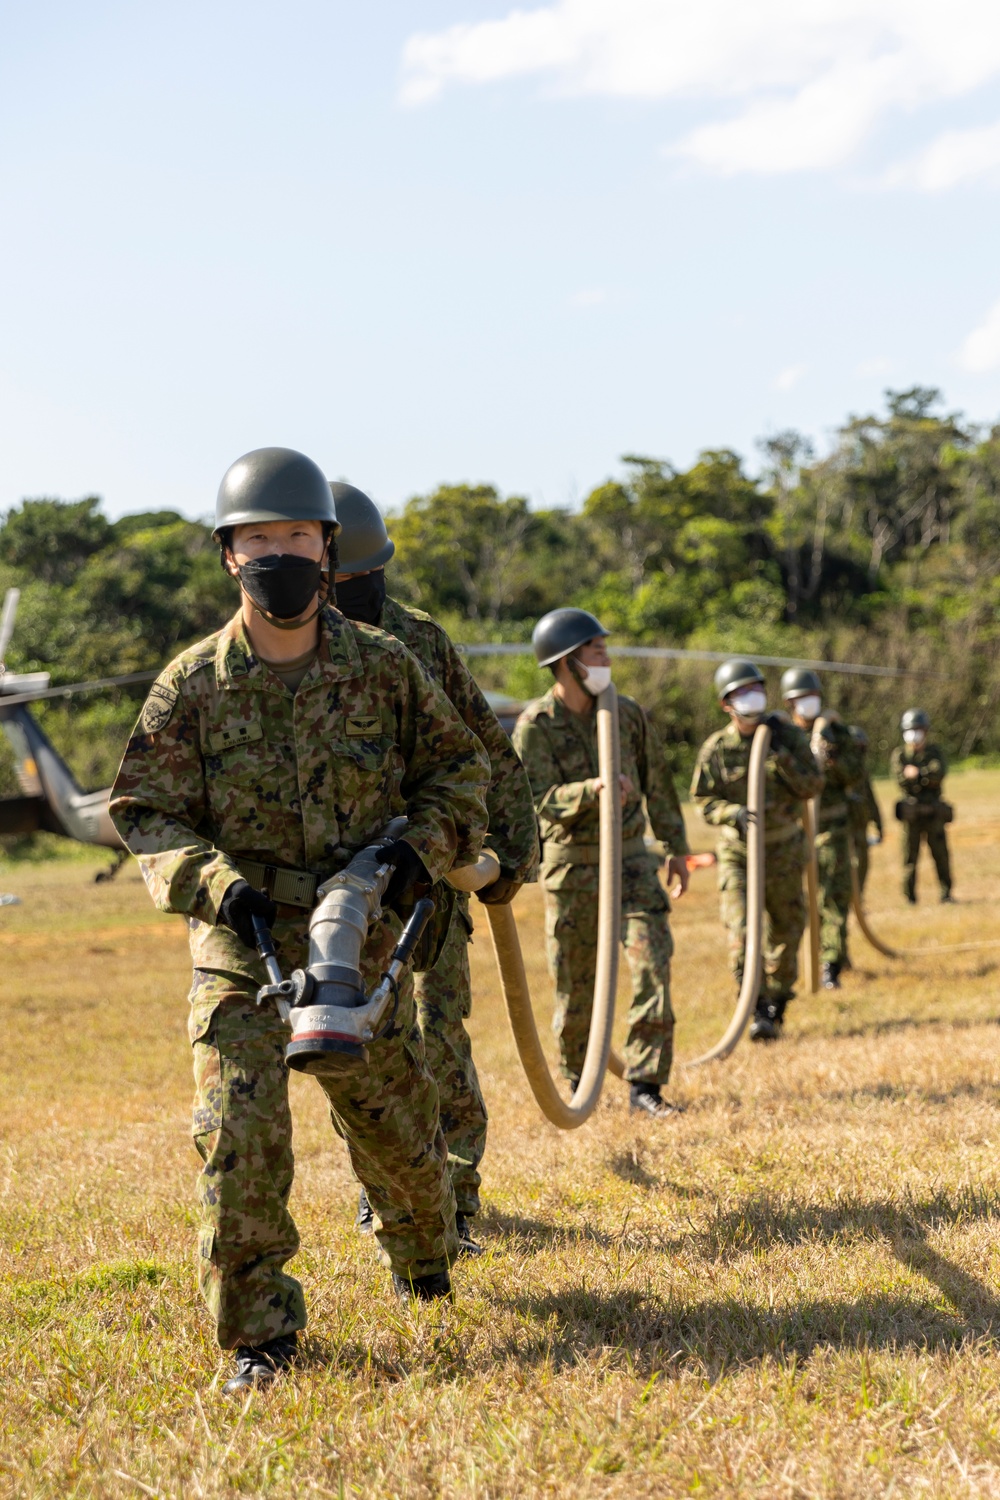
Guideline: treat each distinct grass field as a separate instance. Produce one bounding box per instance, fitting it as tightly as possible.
[1,772,999,1498]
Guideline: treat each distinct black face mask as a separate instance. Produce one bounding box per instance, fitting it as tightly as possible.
[335,569,386,626]
[237,553,324,621]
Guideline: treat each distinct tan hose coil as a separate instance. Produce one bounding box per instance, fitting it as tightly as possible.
[451,685,623,1128]
[849,860,899,958]
[684,722,772,1067]
[850,861,1000,958]
[803,797,821,993]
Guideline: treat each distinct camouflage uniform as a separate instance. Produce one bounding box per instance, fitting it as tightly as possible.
[848,729,882,894]
[810,715,865,968]
[376,596,538,1219]
[512,689,688,1085]
[890,741,952,900]
[110,606,490,1349]
[690,719,823,1011]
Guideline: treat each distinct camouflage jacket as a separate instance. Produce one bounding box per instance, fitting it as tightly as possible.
[890,742,948,805]
[690,717,823,845]
[378,596,538,883]
[810,713,864,828]
[511,687,688,862]
[110,606,490,978]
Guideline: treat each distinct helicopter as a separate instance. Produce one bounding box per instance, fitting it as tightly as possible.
[0,585,930,879]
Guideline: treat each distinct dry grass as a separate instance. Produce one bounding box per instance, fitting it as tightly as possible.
[1,771,999,1497]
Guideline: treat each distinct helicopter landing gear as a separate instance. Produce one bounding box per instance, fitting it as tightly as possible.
[95,850,127,884]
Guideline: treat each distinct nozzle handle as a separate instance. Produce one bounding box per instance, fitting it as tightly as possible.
[390,897,435,969]
[252,913,285,988]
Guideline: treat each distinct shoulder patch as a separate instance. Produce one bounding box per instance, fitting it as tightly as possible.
[142,679,179,734]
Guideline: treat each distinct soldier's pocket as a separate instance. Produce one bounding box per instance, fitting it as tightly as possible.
[328,736,393,778]
[188,977,224,1159]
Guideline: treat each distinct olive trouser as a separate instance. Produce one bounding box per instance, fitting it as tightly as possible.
[413,891,488,1219]
[903,812,952,899]
[815,820,852,967]
[850,819,870,894]
[542,855,674,1085]
[188,915,456,1350]
[718,828,807,1002]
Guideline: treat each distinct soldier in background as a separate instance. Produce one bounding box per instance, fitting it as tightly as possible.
[848,725,883,895]
[891,709,953,903]
[514,609,690,1119]
[691,660,822,1040]
[330,483,538,1256]
[780,669,864,991]
[111,449,490,1393]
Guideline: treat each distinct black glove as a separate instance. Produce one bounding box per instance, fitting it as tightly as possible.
[476,873,523,907]
[762,712,788,748]
[382,839,431,910]
[217,879,277,950]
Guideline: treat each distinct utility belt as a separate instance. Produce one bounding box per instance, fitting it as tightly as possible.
[541,835,648,867]
[720,821,802,848]
[894,799,953,826]
[235,858,319,911]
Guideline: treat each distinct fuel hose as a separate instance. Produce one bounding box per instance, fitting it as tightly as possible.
[803,797,822,993]
[450,710,772,1123]
[448,684,622,1128]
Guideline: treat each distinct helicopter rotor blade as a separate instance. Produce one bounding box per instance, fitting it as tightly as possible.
[0,668,159,708]
[0,589,20,667]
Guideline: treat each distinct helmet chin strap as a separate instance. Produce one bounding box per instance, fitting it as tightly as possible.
[567,655,589,689]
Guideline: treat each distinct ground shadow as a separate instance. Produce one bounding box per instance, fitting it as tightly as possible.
[492,1188,1000,1376]
[478,1207,621,1250]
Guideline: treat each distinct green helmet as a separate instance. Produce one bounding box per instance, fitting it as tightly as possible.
[213,448,340,541]
[713,659,764,700]
[330,483,395,573]
[901,708,930,732]
[532,608,608,668]
[780,667,822,699]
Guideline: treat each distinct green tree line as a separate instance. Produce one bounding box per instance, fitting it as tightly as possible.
[1,387,997,815]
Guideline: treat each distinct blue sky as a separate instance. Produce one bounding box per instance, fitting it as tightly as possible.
[3,0,1000,522]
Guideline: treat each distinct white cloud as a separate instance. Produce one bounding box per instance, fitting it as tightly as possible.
[957,299,1000,373]
[774,364,807,391]
[400,0,1000,179]
[886,120,1000,190]
[855,356,892,377]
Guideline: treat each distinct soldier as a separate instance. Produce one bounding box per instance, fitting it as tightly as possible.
[848,725,883,896]
[110,448,490,1394]
[330,482,538,1256]
[780,669,864,991]
[890,708,953,903]
[512,609,690,1119]
[691,660,823,1040]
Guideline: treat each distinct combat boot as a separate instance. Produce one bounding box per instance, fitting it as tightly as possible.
[821,961,841,990]
[222,1333,298,1395]
[456,1213,484,1257]
[392,1269,453,1302]
[940,888,953,903]
[629,1082,685,1119]
[356,1186,375,1235]
[749,1000,779,1042]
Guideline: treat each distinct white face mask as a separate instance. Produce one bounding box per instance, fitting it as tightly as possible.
[580,662,612,696]
[792,694,821,722]
[729,687,767,719]
[903,728,925,747]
